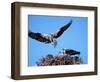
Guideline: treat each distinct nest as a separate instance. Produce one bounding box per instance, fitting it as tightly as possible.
[36,50,83,66]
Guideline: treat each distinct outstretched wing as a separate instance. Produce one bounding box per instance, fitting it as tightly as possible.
[28,31,51,43]
[52,20,72,38]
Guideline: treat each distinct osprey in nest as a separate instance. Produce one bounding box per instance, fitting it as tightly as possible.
[28,20,72,47]
[62,49,80,55]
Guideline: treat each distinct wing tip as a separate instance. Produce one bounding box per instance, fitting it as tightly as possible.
[69,19,73,24]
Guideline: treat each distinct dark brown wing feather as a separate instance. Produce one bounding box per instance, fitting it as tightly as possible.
[65,49,80,55]
[53,20,72,38]
[28,31,51,43]
[28,20,72,44]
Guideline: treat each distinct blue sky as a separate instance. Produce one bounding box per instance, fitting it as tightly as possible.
[28,15,88,66]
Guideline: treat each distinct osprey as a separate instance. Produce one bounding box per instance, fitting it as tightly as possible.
[62,49,80,55]
[28,20,72,47]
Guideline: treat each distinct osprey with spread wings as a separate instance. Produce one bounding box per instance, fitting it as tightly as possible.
[28,20,72,47]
